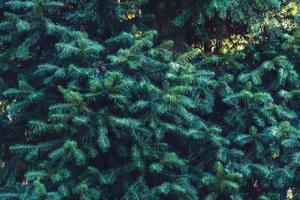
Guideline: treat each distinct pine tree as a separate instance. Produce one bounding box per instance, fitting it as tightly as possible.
[0,1,217,199]
[1,0,300,200]
[195,25,300,199]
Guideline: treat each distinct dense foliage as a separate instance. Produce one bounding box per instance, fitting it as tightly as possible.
[0,0,300,200]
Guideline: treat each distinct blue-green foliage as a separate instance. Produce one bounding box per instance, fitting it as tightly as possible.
[1,0,300,200]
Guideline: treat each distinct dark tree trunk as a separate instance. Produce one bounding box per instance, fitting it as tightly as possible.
[280,188,287,200]
[204,40,213,53]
